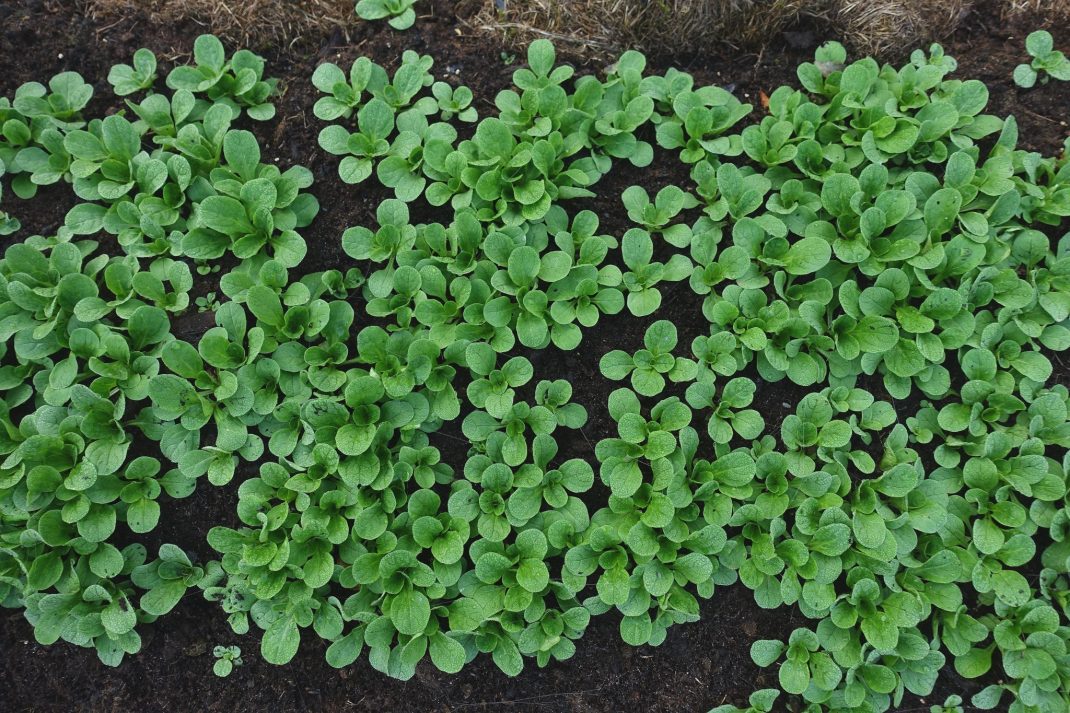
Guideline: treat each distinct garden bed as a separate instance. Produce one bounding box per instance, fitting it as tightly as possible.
[1,1,1069,711]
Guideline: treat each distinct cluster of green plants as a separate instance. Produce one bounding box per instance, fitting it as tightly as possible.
[0,34,304,666]
[2,26,1070,713]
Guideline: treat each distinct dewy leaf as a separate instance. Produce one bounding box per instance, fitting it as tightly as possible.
[779,658,810,694]
[193,33,226,71]
[1013,351,1052,382]
[600,350,635,380]
[644,320,677,353]
[261,616,301,665]
[750,639,785,667]
[992,570,1031,607]
[854,316,899,353]
[924,188,962,236]
[429,633,466,674]
[101,596,137,636]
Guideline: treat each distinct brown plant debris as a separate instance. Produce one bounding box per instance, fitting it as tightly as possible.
[86,0,356,47]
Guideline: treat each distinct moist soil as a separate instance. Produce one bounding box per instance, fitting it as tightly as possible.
[0,1,1067,712]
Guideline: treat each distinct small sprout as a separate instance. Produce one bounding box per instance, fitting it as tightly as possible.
[930,694,964,713]
[196,261,222,276]
[212,645,243,677]
[195,292,220,313]
[107,48,157,96]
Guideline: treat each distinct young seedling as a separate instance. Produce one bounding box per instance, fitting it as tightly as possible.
[107,48,157,96]
[212,645,243,677]
[1014,30,1070,87]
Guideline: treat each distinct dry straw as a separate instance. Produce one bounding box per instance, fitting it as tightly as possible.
[473,0,816,52]
[85,0,1070,59]
[475,0,988,56]
[828,0,975,55]
[86,0,356,46]
[1002,0,1070,20]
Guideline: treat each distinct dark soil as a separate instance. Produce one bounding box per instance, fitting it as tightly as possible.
[1,1,1066,712]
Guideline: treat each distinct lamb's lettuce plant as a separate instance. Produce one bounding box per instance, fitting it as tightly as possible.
[1014,30,1070,88]
[620,228,692,317]
[212,645,243,677]
[621,184,698,248]
[166,34,278,120]
[108,49,158,97]
[599,320,697,396]
[1,71,92,201]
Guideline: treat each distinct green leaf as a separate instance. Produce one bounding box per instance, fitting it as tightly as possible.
[955,645,993,679]
[644,320,677,353]
[1013,351,1052,382]
[924,188,962,236]
[508,246,541,286]
[475,118,514,158]
[126,499,161,533]
[262,615,301,665]
[200,196,253,236]
[884,340,925,378]
[392,588,431,636]
[193,33,226,70]
[631,368,665,396]
[627,288,661,317]
[854,316,899,353]
[101,597,137,636]
[779,659,810,694]
[599,350,634,380]
[597,567,631,606]
[140,580,188,617]
[972,518,1005,555]
[784,237,831,275]
[1026,30,1054,57]
[620,615,652,646]
[1014,64,1037,88]
[429,632,466,674]
[861,613,899,652]
[750,639,785,667]
[992,570,1030,607]
[517,559,550,593]
[326,630,364,668]
[223,130,261,180]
